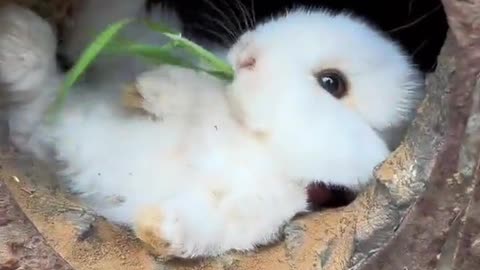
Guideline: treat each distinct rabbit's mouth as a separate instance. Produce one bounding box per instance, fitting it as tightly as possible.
[306,181,356,211]
[226,93,270,138]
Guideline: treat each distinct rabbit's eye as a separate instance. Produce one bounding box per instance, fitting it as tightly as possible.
[315,70,348,99]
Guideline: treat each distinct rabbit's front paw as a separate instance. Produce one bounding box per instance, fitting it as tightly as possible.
[123,66,206,118]
[0,4,56,91]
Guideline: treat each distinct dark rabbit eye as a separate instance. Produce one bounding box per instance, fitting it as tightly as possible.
[315,69,348,99]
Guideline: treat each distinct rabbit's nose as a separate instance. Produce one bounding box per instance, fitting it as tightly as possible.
[229,36,258,72]
[235,45,257,71]
[237,56,256,71]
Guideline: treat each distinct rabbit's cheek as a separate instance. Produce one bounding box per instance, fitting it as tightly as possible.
[228,99,246,126]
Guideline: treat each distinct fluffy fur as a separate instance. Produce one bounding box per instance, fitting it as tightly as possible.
[0,0,424,258]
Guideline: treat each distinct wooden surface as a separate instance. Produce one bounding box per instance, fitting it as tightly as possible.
[0,0,479,269]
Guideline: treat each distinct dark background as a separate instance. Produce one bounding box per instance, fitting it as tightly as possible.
[153,0,449,74]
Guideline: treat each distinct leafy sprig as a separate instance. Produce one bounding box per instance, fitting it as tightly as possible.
[47,19,234,122]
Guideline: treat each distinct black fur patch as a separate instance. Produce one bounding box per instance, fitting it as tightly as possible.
[306,181,357,210]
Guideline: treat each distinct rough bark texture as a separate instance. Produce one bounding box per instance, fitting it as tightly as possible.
[352,1,480,269]
[0,181,74,270]
[1,0,480,269]
[352,10,480,270]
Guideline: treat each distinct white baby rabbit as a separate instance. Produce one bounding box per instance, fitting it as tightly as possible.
[0,1,424,259]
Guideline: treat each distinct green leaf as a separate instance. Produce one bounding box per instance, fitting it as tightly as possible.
[46,18,235,123]
[107,41,233,80]
[46,18,133,122]
[143,20,181,35]
[107,41,195,68]
[145,21,234,80]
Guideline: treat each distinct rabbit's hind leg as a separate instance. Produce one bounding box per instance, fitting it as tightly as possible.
[133,180,307,258]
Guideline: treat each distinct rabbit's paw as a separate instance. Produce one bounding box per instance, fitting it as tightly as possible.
[134,207,173,258]
[0,4,56,92]
[134,191,235,259]
[122,65,209,118]
[134,205,203,259]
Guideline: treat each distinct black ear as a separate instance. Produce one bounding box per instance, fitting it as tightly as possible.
[306,181,357,211]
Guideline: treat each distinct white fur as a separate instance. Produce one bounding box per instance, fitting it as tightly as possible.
[0,2,423,258]
[225,8,425,185]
